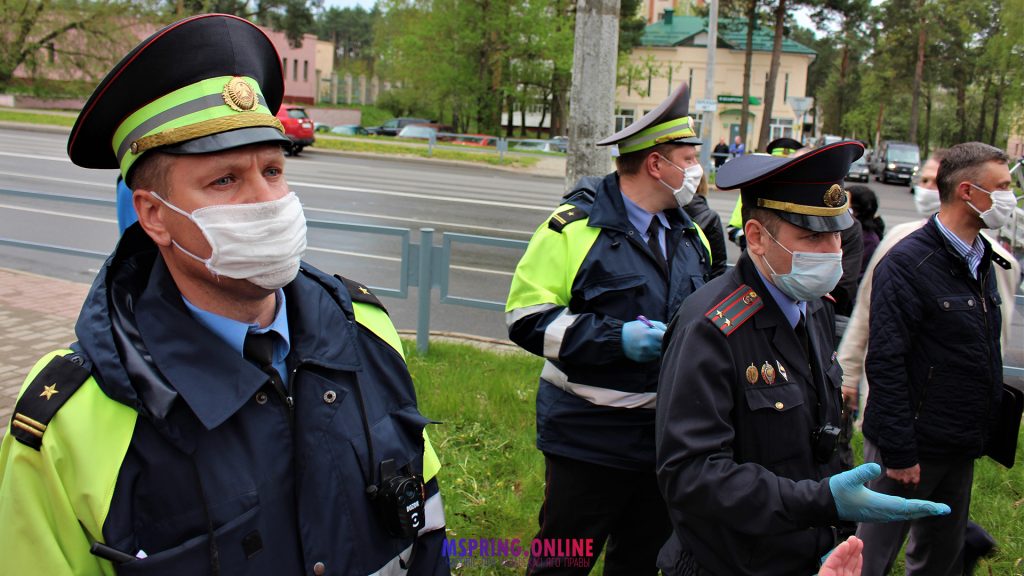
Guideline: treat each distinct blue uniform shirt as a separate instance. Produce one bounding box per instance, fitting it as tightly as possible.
[621,190,670,260]
[183,290,291,385]
[754,263,806,328]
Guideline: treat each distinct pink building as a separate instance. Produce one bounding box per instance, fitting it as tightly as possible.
[260,27,318,105]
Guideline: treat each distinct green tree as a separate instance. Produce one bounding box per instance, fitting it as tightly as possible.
[0,0,155,89]
[174,0,316,46]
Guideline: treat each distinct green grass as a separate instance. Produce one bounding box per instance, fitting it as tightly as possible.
[405,340,1024,575]
[0,109,75,127]
[315,137,539,168]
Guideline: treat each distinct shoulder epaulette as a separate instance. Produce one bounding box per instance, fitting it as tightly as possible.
[336,274,387,313]
[705,284,763,336]
[548,205,589,233]
[991,251,1012,270]
[10,353,91,450]
[822,292,836,304]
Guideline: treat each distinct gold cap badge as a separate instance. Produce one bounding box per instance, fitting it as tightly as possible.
[222,77,259,112]
[823,184,846,208]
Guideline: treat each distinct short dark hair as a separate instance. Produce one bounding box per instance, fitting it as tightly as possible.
[936,142,1008,203]
[127,151,173,193]
[741,204,783,236]
[928,148,948,164]
[615,143,682,175]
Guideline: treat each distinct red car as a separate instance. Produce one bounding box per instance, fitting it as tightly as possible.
[275,105,315,156]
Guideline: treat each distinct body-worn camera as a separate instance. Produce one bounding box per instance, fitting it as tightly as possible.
[811,424,841,464]
[368,458,426,538]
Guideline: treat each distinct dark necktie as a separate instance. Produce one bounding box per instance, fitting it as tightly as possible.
[795,314,810,360]
[243,331,285,392]
[647,217,668,272]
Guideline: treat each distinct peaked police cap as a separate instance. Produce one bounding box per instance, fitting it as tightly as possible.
[597,82,702,155]
[67,14,289,184]
[716,140,864,232]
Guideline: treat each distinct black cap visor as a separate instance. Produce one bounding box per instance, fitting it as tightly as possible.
[776,209,854,233]
[160,126,290,155]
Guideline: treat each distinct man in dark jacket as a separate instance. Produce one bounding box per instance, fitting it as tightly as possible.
[683,175,727,279]
[0,15,447,574]
[506,82,711,575]
[656,141,949,576]
[858,142,1014,575]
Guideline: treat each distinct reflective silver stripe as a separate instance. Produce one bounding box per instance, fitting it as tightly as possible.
[419,492,446,534]
[543,310,577,360]
[368,544,413,576]
[541,361,657,409]
[505,303,559,327]
[367,493,445,575]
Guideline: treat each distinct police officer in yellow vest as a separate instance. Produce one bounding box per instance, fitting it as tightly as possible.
[506,82,711,574]
[0,14,447,575]
[655,141,950,575]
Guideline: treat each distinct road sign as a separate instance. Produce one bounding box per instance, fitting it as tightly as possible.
[788,97,814,115]
[695,99,718,112]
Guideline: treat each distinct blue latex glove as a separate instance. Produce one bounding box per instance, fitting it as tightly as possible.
[829,463,951,522]
[621,319,666,363]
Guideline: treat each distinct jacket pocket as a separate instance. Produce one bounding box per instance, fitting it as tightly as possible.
[743,384,806,465]
[116,502,261,576]
[935,294,981,312]
[580,273,646,302]
[349,405,431,485]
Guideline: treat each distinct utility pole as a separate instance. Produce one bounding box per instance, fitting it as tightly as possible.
[699,0,718,170]
[566,0,621,191]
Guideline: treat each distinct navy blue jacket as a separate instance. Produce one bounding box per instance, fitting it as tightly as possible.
[73,226,447,575]
[507,173,711,470]
[863,215,1004,468]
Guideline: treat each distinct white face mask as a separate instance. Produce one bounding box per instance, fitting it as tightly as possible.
[657,156,703,207]
[966,183,1018,229]
[913,185,941,216]
[151,191,307,290]
[761,228,843,301]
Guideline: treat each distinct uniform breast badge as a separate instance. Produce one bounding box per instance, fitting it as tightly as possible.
[761,362,776,385]
[776,360,788,382]
[746,363,759,385]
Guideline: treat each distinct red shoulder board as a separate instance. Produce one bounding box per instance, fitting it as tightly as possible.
[705,284,763,336]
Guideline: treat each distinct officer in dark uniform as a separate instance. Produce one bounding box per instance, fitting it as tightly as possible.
[655,141,951,576]
[0,14,447,575]
[506,82,711,575]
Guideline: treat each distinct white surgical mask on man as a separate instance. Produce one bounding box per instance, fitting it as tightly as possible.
[656,156,703,207]
[151,190,307,289]
[966,183,1018,230]
[912,185,941,216]
[760,227,843,301]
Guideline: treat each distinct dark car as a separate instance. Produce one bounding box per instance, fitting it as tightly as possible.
[845,156,870,182]
[275,105,315,156]
[871,141,920,186]
[330,124,369,136]
[375,117,432,137]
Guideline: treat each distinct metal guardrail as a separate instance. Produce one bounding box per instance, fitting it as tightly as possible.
[0,187,1021,373]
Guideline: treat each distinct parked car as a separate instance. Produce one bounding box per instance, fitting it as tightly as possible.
[871,140,920,186]
[330,124,369,136]
[845,155,870,182]
[451,134,498,147]
[275,105,315,156]
[375,117,432,137]
[314,122,331,133]
[512,139,562,153]
[550,135,569,153]
[396,123,455,141]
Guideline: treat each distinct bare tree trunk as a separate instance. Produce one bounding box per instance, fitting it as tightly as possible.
[975,75,991,142]
[908,0,926,144]
[990,75,1004,145]
[924,86,932,157]
[506,94,515,137]
[835,43,849,135]
[956,81,967,142]
[566,0,621,190]
[739,0,756,149]
[756,0,785,152]
[874,101,885,153]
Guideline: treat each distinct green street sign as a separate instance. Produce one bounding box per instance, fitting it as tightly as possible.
[717,95,762,105]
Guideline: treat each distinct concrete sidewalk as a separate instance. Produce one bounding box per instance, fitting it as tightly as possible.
[0,268,89,436]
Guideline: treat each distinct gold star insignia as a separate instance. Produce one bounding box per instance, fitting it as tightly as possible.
[566,210,575,216]
[40,384,59,400]
[723,318,731,327]
[359,286,370,294]
[713,310,723,319]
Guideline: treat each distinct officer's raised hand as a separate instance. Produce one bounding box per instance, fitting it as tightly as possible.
[622,319,666,363]
[829,463,951,522]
